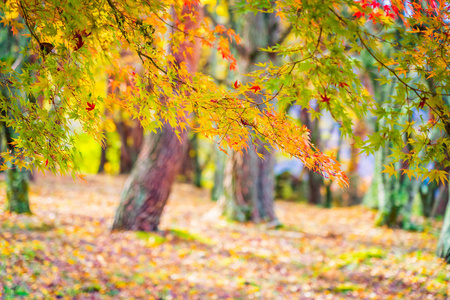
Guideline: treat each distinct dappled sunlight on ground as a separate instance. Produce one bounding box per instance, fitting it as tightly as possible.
[0,174,448,299]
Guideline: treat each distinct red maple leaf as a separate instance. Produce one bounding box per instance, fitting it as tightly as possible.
[86,102,95,111]
[73,33,84,51]
[392,5,400,15]
[418,98,427,109]
[338,82,349,88]
[370,0,380,9]
[320,93,331,103]
[233,80,240,89]
[250,85,261,93]
[240,118,250,126]
[354,11,365,18]
[45,159,48,167]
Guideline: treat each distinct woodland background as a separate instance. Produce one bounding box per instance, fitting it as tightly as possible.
[1,0,450,299]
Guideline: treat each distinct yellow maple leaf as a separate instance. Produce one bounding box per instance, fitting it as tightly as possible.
[401,168,414,180]
[382,164,397,178]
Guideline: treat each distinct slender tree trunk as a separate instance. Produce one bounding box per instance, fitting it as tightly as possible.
[112,128,187,231]
[437,185,450,262]
[345,121,366,206]
[257,142,276,221]
[97,137,108,174]
[179,132,202,187]
[220,149,258,222]
[112,3,201,231]
[363,151,383,209]
[432,184,448,218]
[420,181,438,218]
[219,9,281,225]
[300,108,323,205]
[116,119,142,174]
[1,26,31,214]
[3,123,31,214]
[211,139,227,201]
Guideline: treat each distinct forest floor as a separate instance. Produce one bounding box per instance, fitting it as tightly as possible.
[0,174,449,300]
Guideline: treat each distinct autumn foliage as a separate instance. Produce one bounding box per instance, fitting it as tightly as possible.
[1,0,450,186]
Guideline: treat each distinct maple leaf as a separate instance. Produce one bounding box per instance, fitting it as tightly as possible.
[233,80,240,89]
[354,11,365,18]
[401,169,414,180]
[214,24,226,34]
[73,32,84,51]
[382,164,398,178]
[418,98,427,109]
[45,159,48,167]
[370,0,380,9]
[230,61,237,71]
[320,93,331,103]
[250,85,261,93]
[86,102,95,111]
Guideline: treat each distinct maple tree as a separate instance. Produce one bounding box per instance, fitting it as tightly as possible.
[2,0,450,260]
[112,2,200,231]
[0,0,348,188]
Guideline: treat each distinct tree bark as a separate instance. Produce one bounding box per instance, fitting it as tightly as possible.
[112,128,187,231]
[211,139,226,201]
[97,136,108,174]
[112,3,201,231]
[432,184,449,218]
[300,108,323,205]
[116,119,143,174]
[437,185,450,262]
[3,124,31,214]
[1,25,31,214]
[218,9,281,225]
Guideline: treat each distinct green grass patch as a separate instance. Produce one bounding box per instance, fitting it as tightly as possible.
[3,285,30,298]
[314,247,387,277]
[332,283,364,293]
[337,247,386,264]
[1,219,55,232]
[169,228,213,245]
[135,231,166,246]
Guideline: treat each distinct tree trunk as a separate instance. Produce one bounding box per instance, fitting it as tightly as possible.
[211,140,226,201]
[97,136,108,174]
[220,148,258,222]
[4,122,31,214]
[363,150,383,209]
[219,9,281,225]
[437,186,450,262]
[112,128,187,231]
[112,3,201,231]
[179,132,202,187]
[420,181,438,218]
[3,122,31,214]
[116,119,143,174]
[1,26,31,214]
[300,108,323,205]
[432,184,448,218]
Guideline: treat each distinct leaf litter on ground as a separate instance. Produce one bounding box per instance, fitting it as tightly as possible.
[0,174,448,299]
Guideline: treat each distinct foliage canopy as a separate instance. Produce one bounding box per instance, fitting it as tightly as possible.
[2,0,450,187]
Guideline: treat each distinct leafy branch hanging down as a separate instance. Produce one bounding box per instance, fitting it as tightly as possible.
[0,0,349,187]
[241,0,450,185]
